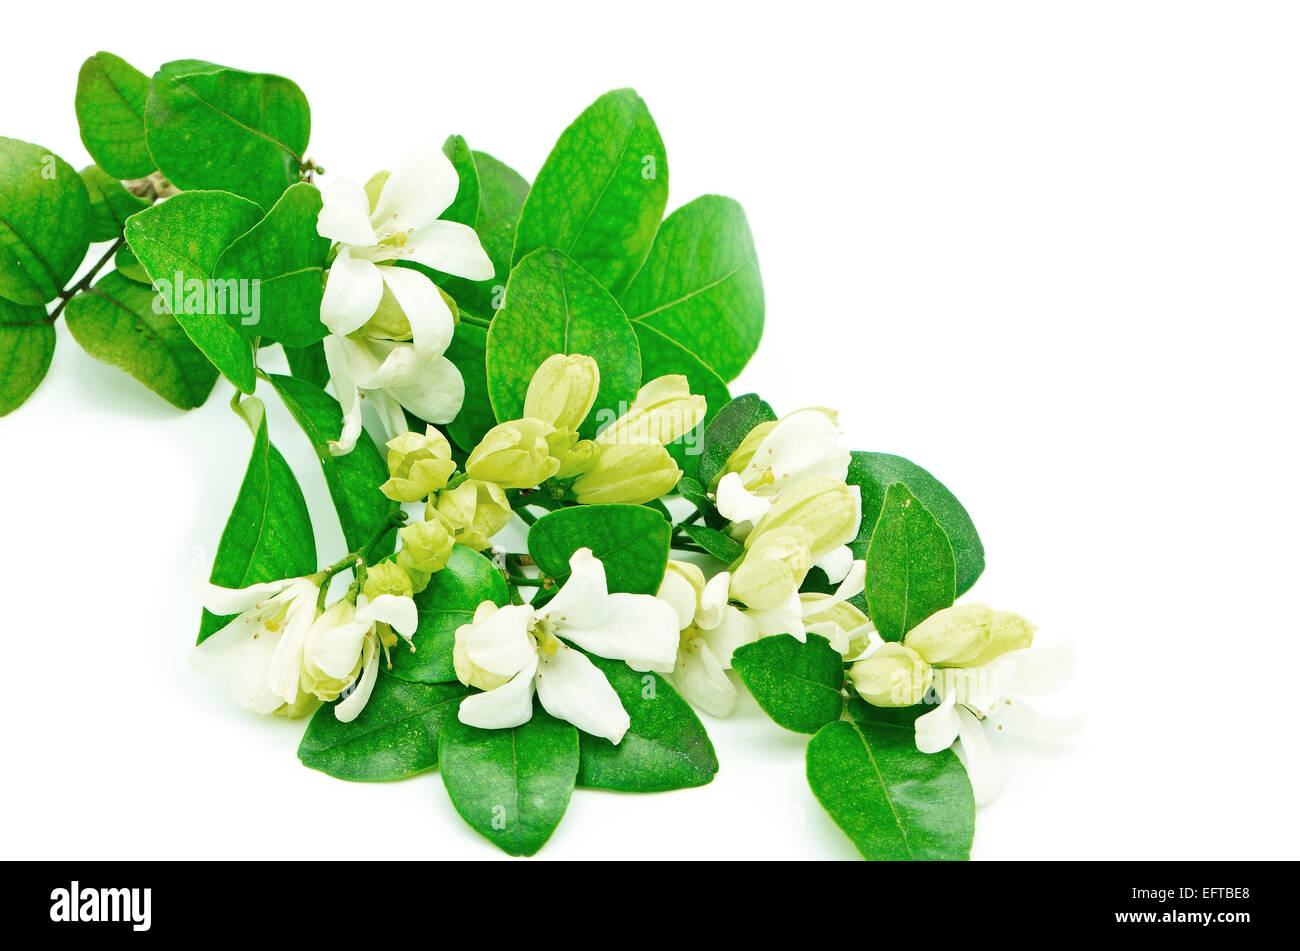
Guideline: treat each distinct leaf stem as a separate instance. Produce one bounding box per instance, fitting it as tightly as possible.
[459,313,492,330]
[46,238,124,324]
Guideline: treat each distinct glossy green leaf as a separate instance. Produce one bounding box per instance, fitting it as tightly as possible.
[282,339,329,390]
[440,135,479,227]
[298,674,469,781]
[437,150,528,318]
[198,404,316,642]
[512,88,668,295]
[697,392,777,489]
[445,322,496,453]
[439,707,580,857]
[65,270,218,410]
[124,190,264,393]
[529,504,670,595]
[865,483,956,642]
[578,655,718,792]
[486,248,640,437]
[732,633,844,734]
[0,298,54,416]
[849,452,984,598]
[74,52,154,181]
[0,137,92,306]
[806,701,974,860]
[80,166,150,242]
[621,195,763,381]
[390,546,508,685]
[145,59,310,209]
[633,320,729,481]
[268,373,396,555]
[679,523,743,563]
[212,182,329,347]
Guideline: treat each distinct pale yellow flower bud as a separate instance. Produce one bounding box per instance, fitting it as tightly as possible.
[380,426,457,502]
[745,477,861,559]
[362,282,458,340]
[465,418,562,489]
[849,644,933,707]
[362,561,415,602]
[729,526,814,610]
[571,442,682,505]
[905,604,1037,668]
[595,375,707,447]
[524,353,601,432]
[714,420,778,489]
[803,594,874,658]
[555,439,600,479]
[396,518,455,575]
[429,479,513,551]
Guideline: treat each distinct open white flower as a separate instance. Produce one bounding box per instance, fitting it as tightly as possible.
[656,562,759,717]
[301,592,418,722]
[744,558,869,647]
[453,549,680,742]
[914,640,1083,805]
[193,577,321,715]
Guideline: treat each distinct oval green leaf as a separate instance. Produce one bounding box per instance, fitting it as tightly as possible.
[865,483,956,642]
[0,298,55,416]
[437,149,528,319]
[80,166,150,243]
[528,504,670,595]
[732,633,845,734]
[75,52,154,181]
[0,137,92,306]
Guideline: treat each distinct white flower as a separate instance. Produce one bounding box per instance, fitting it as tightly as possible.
[193,577,321,715]
[452,549,680,742]
[301,592,419,722]
[715,408,850,524]
[656,562,759,717]
[747,558,870,649]
[913,640,1083,805]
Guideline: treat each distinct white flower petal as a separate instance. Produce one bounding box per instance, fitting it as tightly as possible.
[458,655,539,730]
[558,592,680,673]
[335,639,381,723]
[356,593,419,638]
[715,471,772,523]
[695,572,732,631]
[914,690,961,754]
[324,335,364,456]
[370,390,410,443]
[305,616,369,680]
[266,584,318,704]
[228,626,284,714]
[1000,640,1077,697]
[371,144,459,233]
[388,355,465,424]
[988,696,1085,743]
[317,178,378,246]
[321,249,384,337]
[378,265,455,360]
[955,705,1004,806]
[741,409,849,487]
[698,605,759,669]
[462,604,536,678]
[404,219,495,280]
[673,637,737,718]
[539,548,610,630]
[535,645,630,744]
[746,589,807,641]
[815,545,854,585]
[656,570,698,631]
[201,579,290,616]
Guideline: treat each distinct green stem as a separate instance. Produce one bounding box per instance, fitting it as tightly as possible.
[514,506,539,526]
[459,313,492,329]
[504,574,545,587]
[46,238,123,324]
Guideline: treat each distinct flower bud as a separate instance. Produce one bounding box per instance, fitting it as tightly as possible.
[595,375,707,447]
[429,479,513,551]
[745,476,861,559]
[362,561,415,602]
[903,604,1036,668]
[380,426,457,502]
[802,594,874,658]
[713,420,778,489]
[396,518,455,576]
[571,442,682,505]
[361,280,459,340]
[849,644,933,707]
[524,353,601,432]
[729,527,814,610]
[465,418,563,489]
[555,439,599,479]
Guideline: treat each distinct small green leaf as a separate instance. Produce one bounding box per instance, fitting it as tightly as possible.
[268,373,396,556]
[145,59,310,209]
[513,89,668,296]
[865,483,956,642]
[79,166,150,242]
[806,704,974,860]
[75,52,154,181]
[578,655,718,792]
[124,190,264,393]
[439,707,580,857]
[0,298,55,416]
[199,407,316,642]
[114,244,150,284]
[65,270,218,410]
[486,248,640,437]
[390,546,508,685]
[697,393,777,489]
[213,182,330,348]
[445,322,496,453]
[621,195,763,381]
[0,137,92,306]
[298,674,469,781]
[732,633,844,734]
[528,504,670,595]
[437,150,528,319]
[679,523,743,563]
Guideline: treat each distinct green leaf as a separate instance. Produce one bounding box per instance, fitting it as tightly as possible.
[512,88,668,295]
[436,150,528,318]
[114,244,150,284]
[486,248,640,437]
[283,339,329,390]
[145,59,310,210]
[806,704,974,860]
[0,137,92,306]
[578,655,717,792]
[439,707,580,857]
[865,483,956,642]
[75,52,154,181]
[390,546,508,685]
[268,373,396,555]
[298,674,469,781]
[621,195,763,381]
[212,182,329,347]
[697,392,777,489]
[444,322,496,453]
[528,504,670,595]
[65,270,218,410]
[0,298,55,416]
[849,452,985,598]
[80,166,150,242]
[632,320,729,481]
[732,633,845,734]
[124,190,264,393]
[679,523,743,563]
[440,135,479,227]
[198,405,316,642]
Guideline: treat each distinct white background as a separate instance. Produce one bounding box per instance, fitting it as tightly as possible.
[3,1,1297,860]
